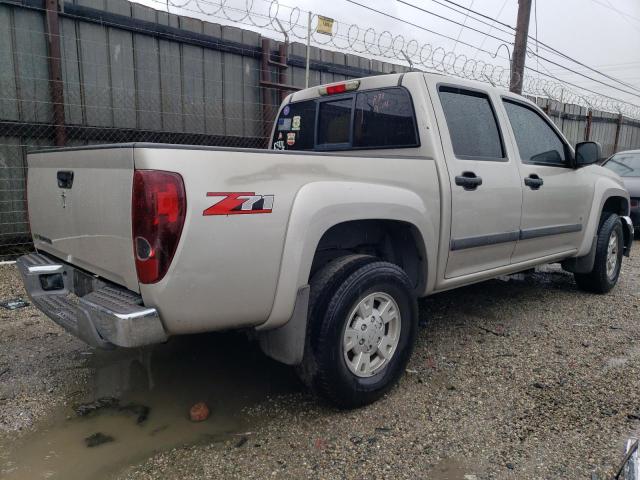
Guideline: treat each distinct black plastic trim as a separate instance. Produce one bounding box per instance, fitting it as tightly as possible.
[519,223,582,240]
[450,231,519,251]
[451,223,583,251]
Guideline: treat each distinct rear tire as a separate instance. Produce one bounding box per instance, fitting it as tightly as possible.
[297,255,418,409]
[574,213,623,294]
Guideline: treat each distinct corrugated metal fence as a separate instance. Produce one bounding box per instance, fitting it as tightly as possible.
[1,0,639,260]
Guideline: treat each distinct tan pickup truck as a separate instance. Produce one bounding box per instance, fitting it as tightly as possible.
[17,72,634,407]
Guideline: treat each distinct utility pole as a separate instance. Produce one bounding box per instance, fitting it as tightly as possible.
[510,0,532,95]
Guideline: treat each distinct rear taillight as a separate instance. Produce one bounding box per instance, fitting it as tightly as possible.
[132,170,186,284]
[632,199,639,208]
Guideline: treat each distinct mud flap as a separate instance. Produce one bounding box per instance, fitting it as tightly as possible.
[258,286,309,366]
[562,235,597,274]
[621,215,634,257]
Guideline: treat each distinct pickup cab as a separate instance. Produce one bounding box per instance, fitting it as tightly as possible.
[17,72,634,407]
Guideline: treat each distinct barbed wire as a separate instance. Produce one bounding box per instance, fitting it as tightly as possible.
[157,0,640,118]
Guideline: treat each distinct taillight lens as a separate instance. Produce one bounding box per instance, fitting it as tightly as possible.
[132,170,186,284]
[631,199,639,208]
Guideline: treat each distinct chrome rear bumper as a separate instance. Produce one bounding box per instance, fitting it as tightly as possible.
[17,253,167,348]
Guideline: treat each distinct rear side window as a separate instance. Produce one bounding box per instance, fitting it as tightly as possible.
[271,87,419,151]
[272,100,316,151]
[438,87,505,160]
[503,100,568,166]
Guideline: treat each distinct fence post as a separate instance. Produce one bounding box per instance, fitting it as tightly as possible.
[45,0,66,146]
[260,38,272,145]
[585,109,592,141]
[278,41,288,102]
[613,113,623,153]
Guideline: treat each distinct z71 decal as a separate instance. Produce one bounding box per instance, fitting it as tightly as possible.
[203,192,274,216]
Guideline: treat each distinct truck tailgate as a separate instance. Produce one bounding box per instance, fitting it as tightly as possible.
[27,146,139,292]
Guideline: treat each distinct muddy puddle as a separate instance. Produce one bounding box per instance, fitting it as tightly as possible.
[0,333,300,479]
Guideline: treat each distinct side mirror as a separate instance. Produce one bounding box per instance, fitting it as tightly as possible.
[575,141,602,166]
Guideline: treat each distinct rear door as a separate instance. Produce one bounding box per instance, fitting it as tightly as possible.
[500,99,592,263]
[433,85,523,278]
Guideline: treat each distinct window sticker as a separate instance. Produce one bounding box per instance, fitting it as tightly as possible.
[273,140,285,150]
[292,115,301,131]
[283,105,290,116]
[277,117,292,131]
[287,132,296,146]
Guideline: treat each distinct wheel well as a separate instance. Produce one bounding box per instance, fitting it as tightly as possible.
[310,220,426,291]
[602,196,629,218]
[601,196,631,251]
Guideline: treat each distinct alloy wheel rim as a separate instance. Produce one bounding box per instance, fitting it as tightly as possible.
[342,292,401,378]
[606,230,619,279]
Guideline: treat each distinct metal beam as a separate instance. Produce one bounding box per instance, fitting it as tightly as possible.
[44,0,65,146]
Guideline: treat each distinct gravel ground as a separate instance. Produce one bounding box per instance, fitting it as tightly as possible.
[0,265,91,437]
[1,245,639,479]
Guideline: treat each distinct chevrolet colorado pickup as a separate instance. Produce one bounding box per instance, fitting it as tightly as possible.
[17,72,634,407]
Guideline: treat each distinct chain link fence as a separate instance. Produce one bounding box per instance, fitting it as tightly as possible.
[1,0,639,261]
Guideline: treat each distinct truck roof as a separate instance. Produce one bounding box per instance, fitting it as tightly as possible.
[288,71,532,107]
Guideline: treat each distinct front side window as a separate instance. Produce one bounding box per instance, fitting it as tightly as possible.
[503,100,568,166]
[604,152,640,177]
[271,87,419,151]
[438,86,505,160]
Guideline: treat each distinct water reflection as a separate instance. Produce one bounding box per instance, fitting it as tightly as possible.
[1,332,300,480]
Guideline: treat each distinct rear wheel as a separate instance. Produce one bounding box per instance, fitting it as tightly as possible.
[574,213,623,294]
[298,255,418,408]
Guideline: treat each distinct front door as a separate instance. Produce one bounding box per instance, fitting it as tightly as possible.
[433,85,523,278]
[500,98,593,263]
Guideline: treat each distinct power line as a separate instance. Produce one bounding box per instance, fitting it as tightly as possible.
[438,0,515,30]
[590,0,640,24]
[352,0,640,99]
[452,0,474,51]
[395,0,516,47]
[344,0,508,59]
[420,0,640,93]
[473,0,509,60]
[526,64,640,110]
[534,0,539,77]
[366,0,640,99]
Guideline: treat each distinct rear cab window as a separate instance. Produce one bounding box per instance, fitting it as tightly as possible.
[271,86,420,151]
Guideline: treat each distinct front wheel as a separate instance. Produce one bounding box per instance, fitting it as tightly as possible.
[298,255,418,408]
[574,213,624,294]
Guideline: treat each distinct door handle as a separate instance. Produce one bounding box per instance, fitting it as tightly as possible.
[524,174,544,190]
[455,172,482,191]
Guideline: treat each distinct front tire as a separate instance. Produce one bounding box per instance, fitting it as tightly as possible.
[574,213,624,294]
[298,255,418,408]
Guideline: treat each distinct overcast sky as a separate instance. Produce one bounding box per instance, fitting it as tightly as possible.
[133,0,640,108]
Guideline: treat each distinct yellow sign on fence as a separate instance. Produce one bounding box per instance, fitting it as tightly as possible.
[316,15,334,35]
